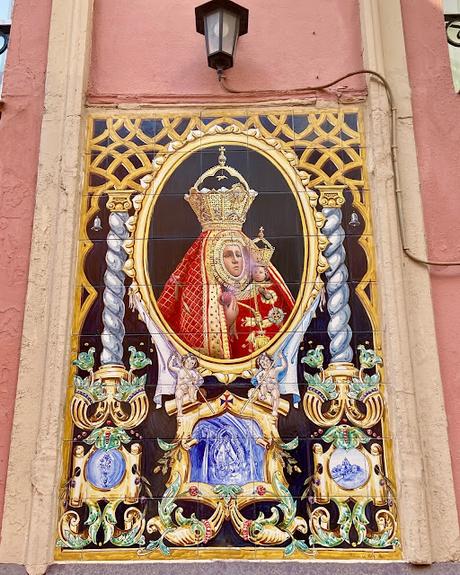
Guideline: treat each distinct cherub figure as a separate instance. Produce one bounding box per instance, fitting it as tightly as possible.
[168,352,204,417]
[252,352,287,417]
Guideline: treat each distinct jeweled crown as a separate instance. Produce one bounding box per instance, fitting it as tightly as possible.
[249,227,275,267]
[184,147,258,231]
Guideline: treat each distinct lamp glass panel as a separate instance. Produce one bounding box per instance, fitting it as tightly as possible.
[205,10,221,55]
[221,10,238,55]
[0,0,13,23]
[444,0,460,14]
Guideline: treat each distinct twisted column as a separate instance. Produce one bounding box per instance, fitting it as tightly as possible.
[318,187,353,363]
[100,191,132,366]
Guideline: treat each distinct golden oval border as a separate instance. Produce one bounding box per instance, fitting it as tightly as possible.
[127,127,326,378]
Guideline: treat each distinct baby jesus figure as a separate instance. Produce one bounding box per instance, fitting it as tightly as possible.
[250,263,278,305]
[251,263,270,284]
[219,263,272,333]
[168,353,204,417]
[218,254,293,356]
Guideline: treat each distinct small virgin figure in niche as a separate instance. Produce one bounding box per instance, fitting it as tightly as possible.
[168,352,204,417]
[190,413,265,485]
[157,147,295,360]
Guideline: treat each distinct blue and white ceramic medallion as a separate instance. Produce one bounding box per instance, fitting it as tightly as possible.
[86,448,126,490]
[329,447,369,490]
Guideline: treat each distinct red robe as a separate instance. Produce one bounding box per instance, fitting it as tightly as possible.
[228,277,294,358]
[157,231,294,360]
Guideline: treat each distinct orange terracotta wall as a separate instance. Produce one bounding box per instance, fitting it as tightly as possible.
[400,0,460,516]
[0,0,52,528]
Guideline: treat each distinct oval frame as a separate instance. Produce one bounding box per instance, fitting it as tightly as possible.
[125,127,326,380]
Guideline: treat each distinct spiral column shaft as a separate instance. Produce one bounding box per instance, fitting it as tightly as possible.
[101,211,129,365]
[321,195,353,363]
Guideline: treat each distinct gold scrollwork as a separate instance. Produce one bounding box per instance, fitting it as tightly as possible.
[71,365,149,430]
[147,498,226,547]
[57,503,145,549]
[309,499,398,549]
[142,393,308,550]
[303,362,384,428]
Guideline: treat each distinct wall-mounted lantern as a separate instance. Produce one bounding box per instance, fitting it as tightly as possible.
[195,0,248,76]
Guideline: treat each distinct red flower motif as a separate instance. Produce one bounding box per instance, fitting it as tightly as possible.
[202,519,212,544]
[242,519,252,541]
[256,485,266,496]
[189,485,199,496]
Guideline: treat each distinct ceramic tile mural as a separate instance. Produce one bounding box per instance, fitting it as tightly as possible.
[55,110,401,561]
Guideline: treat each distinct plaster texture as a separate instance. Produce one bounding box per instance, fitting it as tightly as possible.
[0,0,52,529]
[87,0,366,104]
[400,0,460,517]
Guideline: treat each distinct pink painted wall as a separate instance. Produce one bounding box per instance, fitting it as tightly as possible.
[0,0,51,530]
[400,0,460,516]
[88,0,365,103]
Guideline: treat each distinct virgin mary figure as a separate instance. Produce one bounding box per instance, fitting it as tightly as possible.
[157,147,295,360]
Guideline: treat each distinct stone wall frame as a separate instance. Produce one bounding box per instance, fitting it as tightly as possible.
[359,0,460,564]
[0,0,459,573]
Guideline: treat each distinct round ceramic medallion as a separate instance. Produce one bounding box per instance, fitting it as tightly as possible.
[86,448,126,490]
[328,447,369,490]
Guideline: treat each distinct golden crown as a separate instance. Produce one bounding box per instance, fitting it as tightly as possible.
[184,147,258,231]
[249,227,275,267]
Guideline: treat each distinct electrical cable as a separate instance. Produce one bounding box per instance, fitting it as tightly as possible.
[219,69,460,267]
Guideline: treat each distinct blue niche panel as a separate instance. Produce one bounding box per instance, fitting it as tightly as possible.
[190,413,265,485]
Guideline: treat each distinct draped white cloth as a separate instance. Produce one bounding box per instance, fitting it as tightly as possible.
[130,289,321,408]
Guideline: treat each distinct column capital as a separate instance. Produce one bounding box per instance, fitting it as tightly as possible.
[316,185,347,208]
[106,188,134,212]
